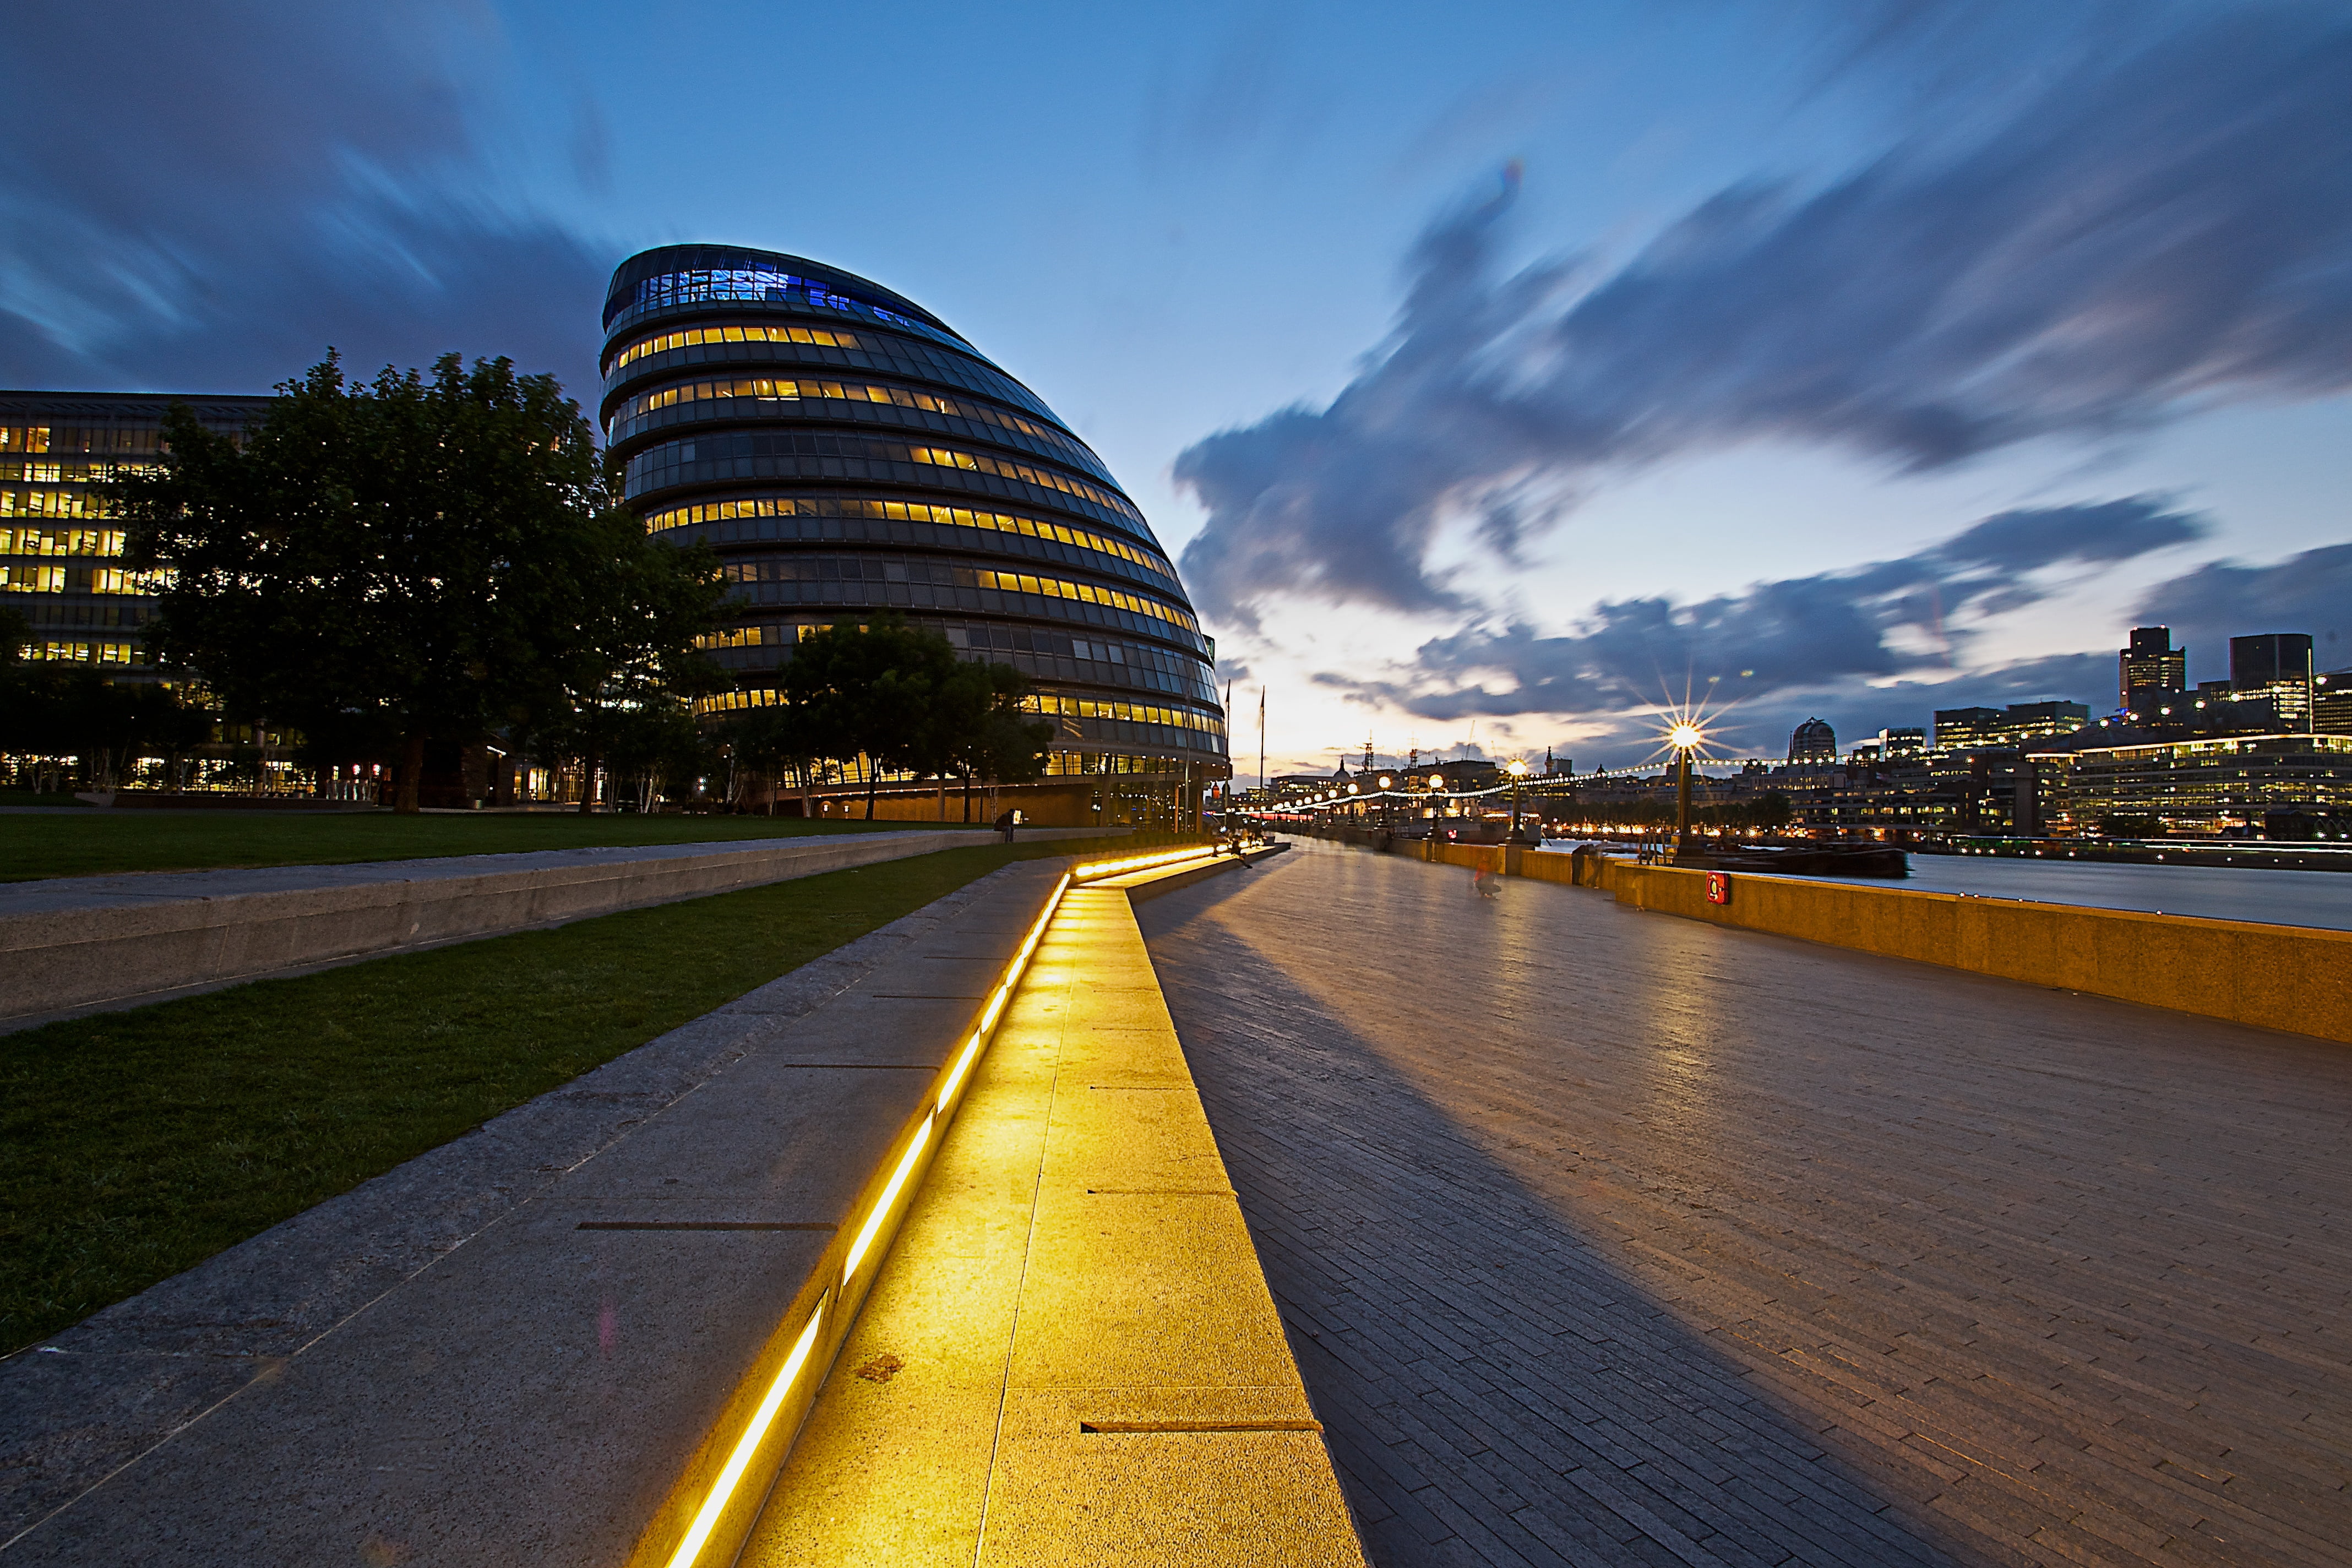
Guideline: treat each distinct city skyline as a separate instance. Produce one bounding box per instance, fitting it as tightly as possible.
[5,2,2348,771]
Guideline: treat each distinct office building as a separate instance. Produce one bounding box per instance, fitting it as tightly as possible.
[1851,727,1927,763]
[2230,633,2315,730]
[1932,707,2006,750]
[1932,701,2088,751]
[2119,627,2186,706]
[600,244,1227,824]
[1789,717,1836,763]
[2031,732,2352,835]
[2315,670,2352,737]
[1,391,273,674]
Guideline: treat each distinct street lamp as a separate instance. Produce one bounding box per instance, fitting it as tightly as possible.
[1668,722,1703,857]
[1506,757,1529,838]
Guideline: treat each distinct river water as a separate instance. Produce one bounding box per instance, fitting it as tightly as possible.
[1812,854,2352,932]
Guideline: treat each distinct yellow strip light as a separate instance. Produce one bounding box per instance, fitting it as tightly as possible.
[662,1297,830,1568]
[662,866,1080,1566]
[938,871,1069,1114]
[843,1117,932,1278]
[1071,845,1219,882]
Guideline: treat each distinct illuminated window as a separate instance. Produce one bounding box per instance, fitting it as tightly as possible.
[641,495,1174,580]
[609,323,861,374]
[0,490,110,521]
[625,432,1142,527]
[694,625,774,650]
[610,375,1106,474]
[612,267,949,345]
[719,555,1197,635]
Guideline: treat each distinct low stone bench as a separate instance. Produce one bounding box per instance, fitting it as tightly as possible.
[0,829,1107,1028]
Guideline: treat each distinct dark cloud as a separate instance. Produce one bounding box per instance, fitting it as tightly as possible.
[1174,7,2352,626]
[2136,542,2352,678]
[1325,498,2201,725]
[0,4,607,400]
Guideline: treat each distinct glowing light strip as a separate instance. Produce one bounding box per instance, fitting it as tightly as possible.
[1072,844,1219,881]
[663,1297,829,1568]
[660,865,1078,1567]
[843,1117,932,1279]
[939,871,1069,1115]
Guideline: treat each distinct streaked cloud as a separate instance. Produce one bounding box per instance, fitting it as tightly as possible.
[1325,498,2206,722]
[1174,8,2352,628]
[0,3,606,397]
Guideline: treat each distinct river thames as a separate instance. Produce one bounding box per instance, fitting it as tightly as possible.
[1821,853,2351,930]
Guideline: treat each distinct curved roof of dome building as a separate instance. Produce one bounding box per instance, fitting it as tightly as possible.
[602,244,967,343]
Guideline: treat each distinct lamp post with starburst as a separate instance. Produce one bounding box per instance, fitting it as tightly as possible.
[1669,722,1703,858]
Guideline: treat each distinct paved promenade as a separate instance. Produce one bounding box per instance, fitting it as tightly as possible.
[1139,839,2352,1568]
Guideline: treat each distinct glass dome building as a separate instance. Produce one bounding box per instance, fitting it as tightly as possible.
[600,245,1227,825]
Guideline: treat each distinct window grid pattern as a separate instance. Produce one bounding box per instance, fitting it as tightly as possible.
[696,618,1218,706]
[605,325,1062,427]
[623,432,1146,532]
[0,563,162,595]
[611,323,860,374]
[609,376,1112,480]
[2041,734,2352,827]
[719,553,1197,635]
[0,526,126,556]
[608,273,973,357]
[696,685,1222,753]
[646,496,1177,590]
[1,490,111,520]
[1018,690,1226,738]
[616,268,930,332]
[15,640,145,664]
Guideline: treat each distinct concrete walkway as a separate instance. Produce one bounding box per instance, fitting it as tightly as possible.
[1,828,1106,1028]
[743,861,1361,1565]
[0,861,1063,1565]
[1139,838,2352,1568]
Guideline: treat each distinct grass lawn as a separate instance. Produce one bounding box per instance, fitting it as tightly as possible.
[0,832,1188,1353]
[0,791,94,808]
[0,808,975,883]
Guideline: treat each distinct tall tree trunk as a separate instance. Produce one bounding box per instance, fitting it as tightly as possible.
[577,748,598,814]
[864,756,879,820]
[396,731,427,814]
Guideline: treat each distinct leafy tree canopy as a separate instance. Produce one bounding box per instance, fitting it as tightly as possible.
[108,352,723,810]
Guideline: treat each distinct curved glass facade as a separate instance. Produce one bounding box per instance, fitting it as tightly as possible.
[602,244,1227,782]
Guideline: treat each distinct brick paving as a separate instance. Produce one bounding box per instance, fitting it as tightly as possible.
[1137,840,2352,1567]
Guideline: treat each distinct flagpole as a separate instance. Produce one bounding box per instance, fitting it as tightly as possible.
[1257,687,1267,796]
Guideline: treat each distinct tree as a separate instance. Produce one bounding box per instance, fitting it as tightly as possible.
[718,696,827,816]
[110,353,723,812]
[940,660,1052,821]
[783,617,960,819]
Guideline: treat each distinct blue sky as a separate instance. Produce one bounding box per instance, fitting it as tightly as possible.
[5,1,2347,771]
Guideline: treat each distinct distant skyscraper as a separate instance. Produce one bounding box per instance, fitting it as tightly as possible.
[1789,717,1836,764]
[2119,627,2186,706]
[2231,633,2316,730]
